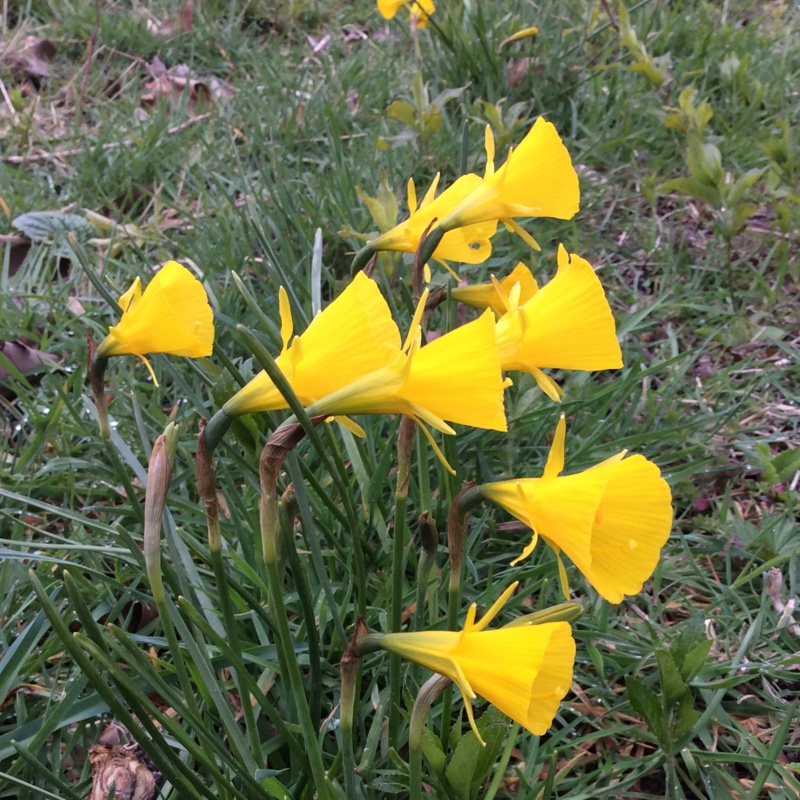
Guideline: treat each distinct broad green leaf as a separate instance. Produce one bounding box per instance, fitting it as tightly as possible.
[656,648,690,707]
[680,640,713,684]
[626,675,664,740]
[772,447,800,481]
[386,100,417,127]
[12,211,96,244]
[728,167,767,206]
[445,707,508,800]
[421,728,446,775]
[659,177,720,206]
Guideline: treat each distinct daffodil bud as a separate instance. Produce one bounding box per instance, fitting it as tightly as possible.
[144,424,178,602]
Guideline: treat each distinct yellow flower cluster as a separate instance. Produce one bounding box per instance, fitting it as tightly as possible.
[92,114,672,750]
[366,120,580,272]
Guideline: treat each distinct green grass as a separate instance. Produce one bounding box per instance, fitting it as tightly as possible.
[1,0,799,798]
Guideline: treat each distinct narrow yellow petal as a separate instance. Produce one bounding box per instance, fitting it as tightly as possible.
[501,262,538,302]
[484,125,495,177]
[118,276,142,312]
[530,367,564,402]
[407,177,418,215]
[502,218,541,251]
[542,414,566,478]
[419,173,440,210]
[278,286,293,349]
[333,416,367,437]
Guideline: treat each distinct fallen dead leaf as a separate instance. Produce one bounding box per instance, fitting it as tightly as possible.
[145,0,193,36]
[0,338,57,398]
[506,57,533,88]
[1,33,57,87]
[140,60,232,117]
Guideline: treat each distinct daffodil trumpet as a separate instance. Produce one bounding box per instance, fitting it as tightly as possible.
[302,290,508,471]
[480,414,673,603]
[357,582,576,743]
[95,260,215,386]
[437,121,580,248]
[493,244,623,401]
[222,272,402,418]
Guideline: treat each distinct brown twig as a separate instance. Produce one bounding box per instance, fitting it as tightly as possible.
[599,0,619,32]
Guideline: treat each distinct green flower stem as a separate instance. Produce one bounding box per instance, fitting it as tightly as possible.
[389,484,408,743]
[351,242,377,273]
[339,619,368,800]
[202,408,234,455]
[323,423,368,616]
[409,675,450,800]
[285,454,349,645]
[441,483,484,750]
[417,226,445,270]
[265,556,332,800]
[484,723,521,800]
[176,597,307,765]
[278,500,322,727]
[208,544,263,764]
[238,323,366,617]
[80,629,263,800]
[104,439,145,525]
[389,416,416,743]
[340,717,359,800]
[28,572,210,798]
[86,348,145,526]
[260,439,332,799]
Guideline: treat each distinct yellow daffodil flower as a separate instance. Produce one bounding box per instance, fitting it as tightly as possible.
[223,272,401,417]
[305,293,508,465]
[439,120,580,250]
[378,0,435,28]
[494,244,623,401]
[481,415,673,603]
[96,260,214,384]
[378,582,575,742]
[368,173,497,272]
[451,261,538,316]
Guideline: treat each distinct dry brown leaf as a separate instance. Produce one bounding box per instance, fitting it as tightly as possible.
[2,35,57,85]
[67,294,86,316]
[0,339,57,397]
[506,57,533,88]
[140,61,232,117]
[145,0,193,36]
